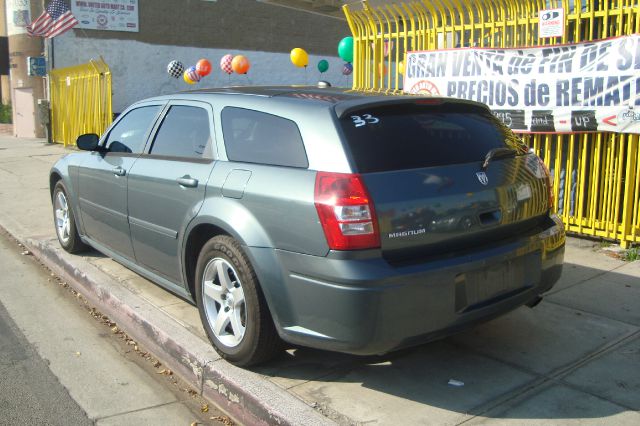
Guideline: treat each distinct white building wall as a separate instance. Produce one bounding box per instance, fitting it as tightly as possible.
[53,32,352,113]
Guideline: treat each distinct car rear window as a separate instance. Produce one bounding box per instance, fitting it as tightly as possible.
[339,102,523,173]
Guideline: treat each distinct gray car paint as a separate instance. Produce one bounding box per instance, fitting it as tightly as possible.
[77,153,139,260]
[51,86,565,356]
[127,100,217,283]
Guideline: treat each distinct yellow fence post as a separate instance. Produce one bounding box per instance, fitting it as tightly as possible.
[343,0,640,247]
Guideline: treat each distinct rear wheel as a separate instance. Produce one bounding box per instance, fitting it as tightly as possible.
[52,181,88,253]
[195,235,280,366]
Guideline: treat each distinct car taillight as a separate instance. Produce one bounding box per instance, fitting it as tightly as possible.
[538,157,554,211]
[314,172,380,250]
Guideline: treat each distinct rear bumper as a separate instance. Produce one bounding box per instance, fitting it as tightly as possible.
[250,215,565,356]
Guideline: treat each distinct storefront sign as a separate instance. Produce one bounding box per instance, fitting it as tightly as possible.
[6,0,31,36]
[404,35,640,134]
[27,56,46,76]
[71,0,139,33]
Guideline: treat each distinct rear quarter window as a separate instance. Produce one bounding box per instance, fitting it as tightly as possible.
[340,102,525,173]
[221,107,308,168]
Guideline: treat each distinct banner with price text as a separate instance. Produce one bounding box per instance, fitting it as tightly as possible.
[404,35,640,134]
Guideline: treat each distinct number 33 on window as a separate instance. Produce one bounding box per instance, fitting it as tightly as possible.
[351,114,380,128]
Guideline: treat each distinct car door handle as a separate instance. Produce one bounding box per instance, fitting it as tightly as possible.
[112,167,126,176]
[177,176,198,188]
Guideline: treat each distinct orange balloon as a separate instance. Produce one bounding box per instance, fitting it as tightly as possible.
[378,63,388,76]
[231,55,250,74]
[196,59,212,77]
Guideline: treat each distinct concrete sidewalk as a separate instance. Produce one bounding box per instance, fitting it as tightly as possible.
[1,136,639,425]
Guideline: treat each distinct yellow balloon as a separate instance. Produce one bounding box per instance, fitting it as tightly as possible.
[290,48,309,68]
[183,71,195,85]
[398,61,405,76]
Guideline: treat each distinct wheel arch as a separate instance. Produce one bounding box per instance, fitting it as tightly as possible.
[182,205,274,301]
[182,222,231,302]
[49,171,63,197]
[49,167,87,238]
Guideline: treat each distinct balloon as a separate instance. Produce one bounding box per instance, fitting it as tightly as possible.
[338,36,354,63]
[231,55,250,74]
[384,40,394,57]
[398,60,405,76]
[167,60,184,79]
[196,59,212,77]
[220,54,233,75]
[186,66,201,82]
[290,48,309,68]
[379,63,388,76]
[371,40,394,57]
[342,62,353,76]
[183,71,196,85]
[317,59,329,73]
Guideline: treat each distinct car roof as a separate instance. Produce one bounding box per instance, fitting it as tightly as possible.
[141,85,486,117]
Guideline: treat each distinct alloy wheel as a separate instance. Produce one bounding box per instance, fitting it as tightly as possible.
[201,257,247,347]
[54,190,71,244]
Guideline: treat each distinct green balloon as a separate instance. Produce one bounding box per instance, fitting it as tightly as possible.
[317,59,329,73]
[338,36,354,63]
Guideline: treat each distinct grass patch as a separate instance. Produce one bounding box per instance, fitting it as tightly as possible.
[0,104,12,124]
[624,247,639,262]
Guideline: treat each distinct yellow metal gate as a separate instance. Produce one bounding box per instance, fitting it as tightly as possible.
[49,58,113,147]
[343,0,640,247]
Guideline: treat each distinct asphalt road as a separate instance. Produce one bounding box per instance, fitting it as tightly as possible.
[0,299,91,426]
[0,230,232,426]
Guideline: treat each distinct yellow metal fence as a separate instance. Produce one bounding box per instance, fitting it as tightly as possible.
[49,58,113,147]
[343,0,640,247]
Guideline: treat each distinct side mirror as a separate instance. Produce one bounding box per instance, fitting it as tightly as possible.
[76,133,100,151]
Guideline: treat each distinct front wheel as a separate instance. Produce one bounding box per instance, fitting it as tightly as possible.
[52,181,88,254]
[195,235,281,366]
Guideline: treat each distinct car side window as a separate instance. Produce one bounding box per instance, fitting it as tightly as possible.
[221,107,308,168]
[149,105,213,159]
[104,106,161,154]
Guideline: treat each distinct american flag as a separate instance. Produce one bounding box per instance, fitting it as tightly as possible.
[27,0,78,38]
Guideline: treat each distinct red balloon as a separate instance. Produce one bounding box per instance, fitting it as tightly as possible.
[196,59,212,77]
[231,55,250,74]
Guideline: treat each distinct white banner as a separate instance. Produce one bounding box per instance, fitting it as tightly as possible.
[404,35,640,134]
[71,0,139,33]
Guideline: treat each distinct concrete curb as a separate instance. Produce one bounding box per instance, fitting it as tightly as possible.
[5,229,332,426]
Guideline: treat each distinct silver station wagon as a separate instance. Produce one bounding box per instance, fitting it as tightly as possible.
[50,86,565,366]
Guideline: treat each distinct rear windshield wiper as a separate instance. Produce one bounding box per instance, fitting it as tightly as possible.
[482,147,518,171]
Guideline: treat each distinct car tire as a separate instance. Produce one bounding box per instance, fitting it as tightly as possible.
[52,181,88,254]
[195,235,281,366]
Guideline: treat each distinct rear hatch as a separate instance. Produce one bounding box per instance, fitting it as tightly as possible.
[337,100,551,263]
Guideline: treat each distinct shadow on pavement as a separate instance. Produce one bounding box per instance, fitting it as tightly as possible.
[254,262,640,423]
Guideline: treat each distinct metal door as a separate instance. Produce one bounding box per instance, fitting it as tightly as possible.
[127,101,216,284]
[77,103,163,260]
